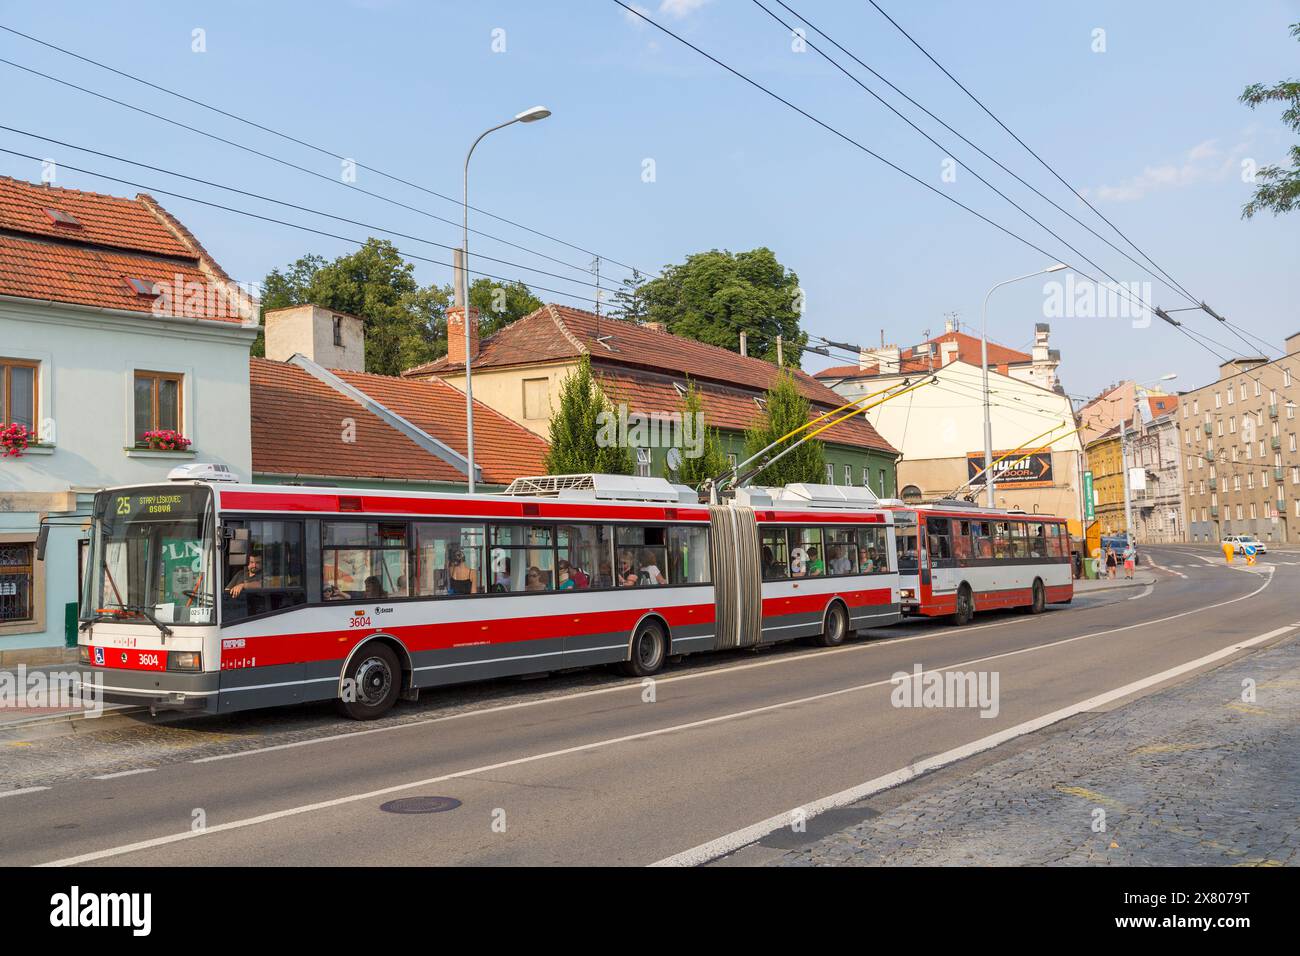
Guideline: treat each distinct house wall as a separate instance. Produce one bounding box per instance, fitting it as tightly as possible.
[0,298,256,654]
[434,361,577,439]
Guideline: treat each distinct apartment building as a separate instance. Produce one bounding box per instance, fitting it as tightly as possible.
[1179,333,1300,543]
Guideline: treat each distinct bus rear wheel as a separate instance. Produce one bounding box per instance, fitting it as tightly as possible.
[336,642,401,720]
[1028,579,1046,614]
[813,601,849,647]
[622,620,667,677]
[952,585,974,626]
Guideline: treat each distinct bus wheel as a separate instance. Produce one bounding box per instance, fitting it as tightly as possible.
[952,585,974,626]
[336,642,401,720]
[622,620,667,677]
[814,602,849,647]
[1029,579,1046,615]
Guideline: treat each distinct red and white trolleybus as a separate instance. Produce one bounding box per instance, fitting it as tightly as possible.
[75,466,902,719]
[883,500,1073,625]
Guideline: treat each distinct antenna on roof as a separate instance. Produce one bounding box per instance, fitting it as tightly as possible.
[590,255,602,338]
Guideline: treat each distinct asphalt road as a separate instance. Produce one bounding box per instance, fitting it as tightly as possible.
[1,545,1295,866]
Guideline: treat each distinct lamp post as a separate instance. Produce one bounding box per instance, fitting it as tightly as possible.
[980,263,1068,507]
[461,105,551,493]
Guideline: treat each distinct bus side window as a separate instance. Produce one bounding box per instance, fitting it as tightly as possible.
[667,525,710,584]
[222,519,307,621]
[761,528,789,580]
[856,526,885,573]
[413,522,485,596]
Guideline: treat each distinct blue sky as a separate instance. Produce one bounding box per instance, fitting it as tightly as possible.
[1,0,1297,401]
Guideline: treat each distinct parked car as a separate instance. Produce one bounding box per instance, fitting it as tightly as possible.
[1222,534,1268,554]
[1100,534,1139,566]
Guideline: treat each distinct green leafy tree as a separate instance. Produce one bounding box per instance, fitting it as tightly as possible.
[674,379,730,487]
[639,248,806,368]
[1240,23,1300,218]
[743,372,824,486]
[611,269,649,323]
[469,277,543,338]
[544,355,634,475]
[253,253,326,356]
[254,239,451,375]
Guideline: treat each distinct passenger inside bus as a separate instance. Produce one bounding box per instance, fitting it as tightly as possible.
[617,551,639,587]
[639,549,667,585]
[363,576,386,599]
[858,547,876,573]
[448,547,476,595]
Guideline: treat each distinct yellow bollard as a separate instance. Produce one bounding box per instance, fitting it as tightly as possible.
[1222,541,1235,564]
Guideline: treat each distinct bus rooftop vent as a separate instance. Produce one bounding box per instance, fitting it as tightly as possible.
[772,483,881,509]
[503,473,695,503]
[167,462,238,483]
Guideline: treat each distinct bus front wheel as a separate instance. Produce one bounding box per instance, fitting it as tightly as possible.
[622,620,667,677]
[337,642,401,720]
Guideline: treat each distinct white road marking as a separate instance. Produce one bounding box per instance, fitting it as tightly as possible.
[91,768,156,781]
[193,609,1048,764]
[0,786,50,799]
[1128,585,1155,600]
[653,622,1299,867]
[39,571,1279,867]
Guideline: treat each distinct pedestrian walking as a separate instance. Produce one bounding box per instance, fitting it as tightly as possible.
[1122,542,1136,579]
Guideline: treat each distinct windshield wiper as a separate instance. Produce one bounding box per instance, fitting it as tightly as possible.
[96,602,174,642]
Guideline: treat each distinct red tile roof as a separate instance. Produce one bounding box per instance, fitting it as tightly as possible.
[0,176,252,323]
[1147,395,1178,418]
[406,304,895,453]
[332,369,548,485]
[250,359,548,486]
[598,370,888,450]
[817,332,1032,382]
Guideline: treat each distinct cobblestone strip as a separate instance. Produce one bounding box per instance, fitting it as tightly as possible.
[773,637,1300,866]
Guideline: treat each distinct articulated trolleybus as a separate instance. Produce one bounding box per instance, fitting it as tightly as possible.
[886,500,1074,625]
[76,465,902,719]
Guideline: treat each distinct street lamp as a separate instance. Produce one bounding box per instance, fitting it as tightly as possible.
[980,263,1068,506]
[461,106,551,493]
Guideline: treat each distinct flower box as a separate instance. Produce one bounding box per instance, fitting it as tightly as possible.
[1,423,30,458]
[140,429,193,452]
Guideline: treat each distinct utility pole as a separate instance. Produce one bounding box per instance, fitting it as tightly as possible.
[1120,415,1135,546]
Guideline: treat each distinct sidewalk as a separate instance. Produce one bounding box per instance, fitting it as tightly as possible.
[767,634,1299,866]
[1074,570,1156,593]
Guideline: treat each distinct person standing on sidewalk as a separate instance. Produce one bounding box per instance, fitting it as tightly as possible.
[1122,542,1136,579]
[1105,546,1118,579]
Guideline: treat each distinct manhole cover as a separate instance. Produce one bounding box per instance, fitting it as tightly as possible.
[379,796,461,814]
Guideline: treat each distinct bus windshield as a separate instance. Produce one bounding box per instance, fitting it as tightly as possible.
[81,486,216,626]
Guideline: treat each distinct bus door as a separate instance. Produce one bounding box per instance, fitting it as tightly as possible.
[925,517,956,593]
[893,511,920,607]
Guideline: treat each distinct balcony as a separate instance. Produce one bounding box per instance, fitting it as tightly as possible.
[1276,468,1285,482]
[1204,423,1213,435]
[1208,479,1217,491]
[1272,436,1282,450]
[1270,404,1279,419]
[1210,506,1219,518]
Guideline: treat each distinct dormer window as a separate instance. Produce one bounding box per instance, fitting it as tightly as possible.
[43,207,81,228]
[125,278,160,297]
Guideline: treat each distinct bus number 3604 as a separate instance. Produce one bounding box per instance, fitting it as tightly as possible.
[349,616,373,628]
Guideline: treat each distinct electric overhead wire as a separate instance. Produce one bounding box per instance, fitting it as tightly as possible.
[0,23,649,275]
[0,55,629,281]
[0,145,616,311]
[0,127,613,294]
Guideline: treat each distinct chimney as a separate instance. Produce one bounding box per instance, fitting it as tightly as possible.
[642,320,668,333]
[861,344,901,374]
[944,316,955,334]
[446,305,480,366]
[739,330,748,357]
[263,303,365,372]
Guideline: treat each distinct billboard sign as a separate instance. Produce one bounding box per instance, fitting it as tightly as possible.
[967,448,1055,489]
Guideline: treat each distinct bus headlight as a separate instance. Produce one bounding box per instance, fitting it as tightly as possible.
[78,644,90,664]
[168,651,202,672]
